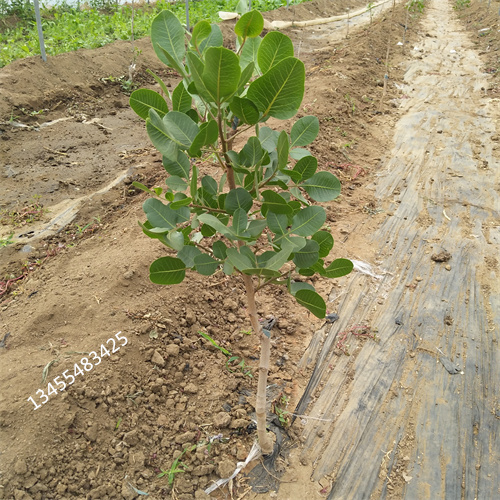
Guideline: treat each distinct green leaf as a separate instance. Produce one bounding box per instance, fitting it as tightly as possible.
[247,219,267,238]
[295,289,326,318]
[151,11,186,74]
[225,188,254,214]
[198,213,235,239]
[172,81,192,113]
[232,208,248,236]
[143,198,189,230]
[150,256,186,285]
[191,20,211,50]
[292,155,317,182]
[261,190,292,216]
[230,97,260,125]
[212,240,228,260]
[189,120,218,156]
[265,241,294,271]
[187,52,212,102]
[257,32,294,74]
[301,172,341,202]
[163,111,199,149]
[276,131,289,171]
[194,254,220,276]
[324,258,353,278]
[289,281,315,295]
[226,247,253,271]
[201,175,218,196]
[291,116,320,147]
[190,164,198,199]
[240,136,264,166]
[163,151,190,179]
[235,10,264,39]
[146,110,178,161]
[165,175,188,191]
[132,181,156,196]
[165,230,185,251]
[259,127,280,153]
[267,212,288,235]
[177,245,202,267]
[202,47,241,104]
[146,69,171,100]
[248,57,305,119]
[292,239,320,268]
[311,231,334,258]
[130,89,168,120]
[290,206,326,236]
[243,267,281,277]
[170,196,192,209]
[238,62,255,90]
[199,24,223,52]
[240,37,261,70]
[290,148,311,160]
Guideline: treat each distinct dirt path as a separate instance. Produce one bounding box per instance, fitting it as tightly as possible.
[293,1,500,498]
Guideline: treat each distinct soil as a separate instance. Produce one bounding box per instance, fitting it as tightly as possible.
[0,1,499,499]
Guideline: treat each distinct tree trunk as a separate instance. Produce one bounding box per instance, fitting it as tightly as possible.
[242,273,273,455]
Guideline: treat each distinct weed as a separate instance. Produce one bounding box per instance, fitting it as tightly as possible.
[453,0,470,9]
[344,93,356,115]
[0,196,47,227]
[158,445,195,486]
[198,332,253,377]
[335,126,348,137]
[0,234,14,247]
[273,393,291,427]
[406,0,425,14]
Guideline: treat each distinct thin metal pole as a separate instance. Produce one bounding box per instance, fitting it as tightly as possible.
[33,0,47,62]
[185,0,189,31]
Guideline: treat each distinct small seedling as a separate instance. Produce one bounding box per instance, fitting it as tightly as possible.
[115,417,122,430]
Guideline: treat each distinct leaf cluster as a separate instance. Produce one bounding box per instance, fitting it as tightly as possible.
[131,10,352,318]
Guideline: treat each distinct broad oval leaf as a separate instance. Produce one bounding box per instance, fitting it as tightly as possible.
[146,110,178,161]
[165,175,188,191]
[189,120,218,156]
[199,24,223,52]
[187,52,212,102]
[144,198,189,229]
[301,171,341,202]
[203,47,241,103]
[230,97,260,125]
[163,111,199,149]
[212,240,228,260]
[150,256,186,285]
[163,151,190,179]
[248,57,305,119]
[295,289,326,318]
[225,187,254,214]
[289,281,315,295]
[261,190,292,216]
[191,20,211,49]
[130,89,168,120]
[277,130,290,171]
[324,258,353,278]
[240,136,264,167]
[292,239,320,268]
[267,212,288,235]
[194,254,220,276]
[291,116,319,147]
[226,247,254,271]
[235,10,264,39]
[232,208,248,236]
[151,11,185,74]
[177,245,202,268]
[290,206,326,237]
[292,155,317,182]
[172,81,192,113]
[311,231,334,258]
[240,36,261,70]
[260,126,280,153]
[258,31,294,74]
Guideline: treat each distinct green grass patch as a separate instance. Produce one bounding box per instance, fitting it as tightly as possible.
[0,0,303,67]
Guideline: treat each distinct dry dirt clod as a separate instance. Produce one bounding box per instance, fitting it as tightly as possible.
[150,349,165,367]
